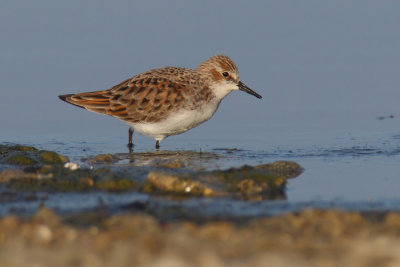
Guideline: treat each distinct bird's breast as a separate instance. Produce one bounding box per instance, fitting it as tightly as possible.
[129,101,220,139]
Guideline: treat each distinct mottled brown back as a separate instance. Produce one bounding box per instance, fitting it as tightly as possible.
[59,67,214,123]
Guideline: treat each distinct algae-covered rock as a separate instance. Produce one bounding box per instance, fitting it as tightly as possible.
[142,161,302,199]
[254,161,303,179]
[237,179,263,197]
[5,154,37,166]
[1,145,69,167]
[0,144,302,200]
[0,145,37,154]
[93,168,137,192]
[2,163,137,193]
[146,171,217,196]
[210,163,293,198]
[4,166,92,192]
[89,154,118,164]
[39,151,69,164]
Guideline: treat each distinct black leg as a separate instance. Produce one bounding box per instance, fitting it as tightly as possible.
[155,140,160,149]
[128,128,134,148]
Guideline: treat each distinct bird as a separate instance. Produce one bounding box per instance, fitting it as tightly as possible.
[59,54,262,149]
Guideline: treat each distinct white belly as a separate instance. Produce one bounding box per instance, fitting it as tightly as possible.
[129,102,219,141]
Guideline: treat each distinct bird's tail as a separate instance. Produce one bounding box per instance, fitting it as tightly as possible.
[58,91,127,117]
[58,94,86,109]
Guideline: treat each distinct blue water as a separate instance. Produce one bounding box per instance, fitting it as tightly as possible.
[2,108,400,216]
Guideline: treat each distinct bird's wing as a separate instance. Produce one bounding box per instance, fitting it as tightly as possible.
[59,77,191,123]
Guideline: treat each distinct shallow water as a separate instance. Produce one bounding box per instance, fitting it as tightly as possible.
[2,110,400,218]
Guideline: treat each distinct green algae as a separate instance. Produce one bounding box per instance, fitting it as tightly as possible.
[93,168,138,192]
[1,145,69,167]
[38,165,54,175]
[39,151,68,164]
[5,154,38,166]
[6,166,138,193]
[0,145,37,155]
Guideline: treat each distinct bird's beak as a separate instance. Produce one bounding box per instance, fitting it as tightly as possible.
[238,81,262,99]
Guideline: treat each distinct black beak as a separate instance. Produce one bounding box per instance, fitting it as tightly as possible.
[238,81,262,99]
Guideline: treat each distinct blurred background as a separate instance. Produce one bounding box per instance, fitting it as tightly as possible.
[1,0,399,149]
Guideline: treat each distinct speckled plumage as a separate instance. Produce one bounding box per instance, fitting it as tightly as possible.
[59,55,262,149]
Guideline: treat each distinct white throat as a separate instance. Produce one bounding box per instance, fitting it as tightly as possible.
[211,82,236,100]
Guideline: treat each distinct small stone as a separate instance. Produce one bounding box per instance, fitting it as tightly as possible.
[64,162,80,170]
[36,225,52,243]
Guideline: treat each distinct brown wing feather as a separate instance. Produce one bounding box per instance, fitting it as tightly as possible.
[60,77,191,123]
[60,90,113,114]
[114,77,191,123]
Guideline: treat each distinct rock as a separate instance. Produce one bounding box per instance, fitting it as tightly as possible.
[95,178,137,192]
[93,168,137,192]
[146,172,217,196]
[39,151,69,164]
[5,154,37,166]
[0,145,36,154]
[89,154,117,164]
[254,161,303,179]
[142,160,303,199]
[237,179,263,197]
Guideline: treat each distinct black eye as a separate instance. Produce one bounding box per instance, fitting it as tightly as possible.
[222,72,229,77]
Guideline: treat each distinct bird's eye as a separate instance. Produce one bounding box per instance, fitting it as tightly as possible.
[222,72,229,77]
